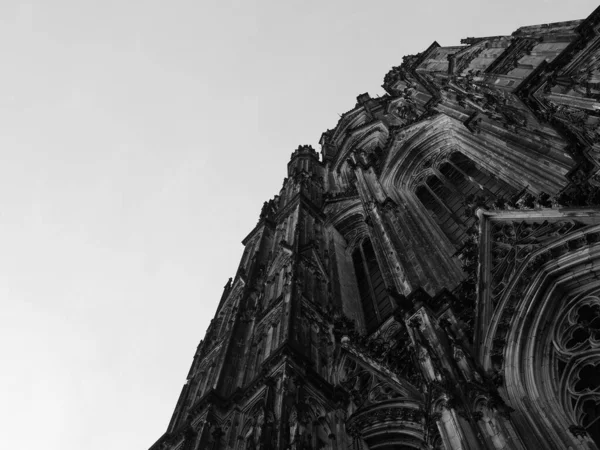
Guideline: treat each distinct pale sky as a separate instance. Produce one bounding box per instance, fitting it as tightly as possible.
[1,1,597,449]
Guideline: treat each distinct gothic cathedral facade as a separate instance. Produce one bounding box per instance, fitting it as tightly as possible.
[150,7,600,450]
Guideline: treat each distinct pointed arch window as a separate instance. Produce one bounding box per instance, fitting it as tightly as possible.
[352,238,392,333]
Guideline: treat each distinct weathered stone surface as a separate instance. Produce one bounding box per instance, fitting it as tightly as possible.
[150,6,600,450]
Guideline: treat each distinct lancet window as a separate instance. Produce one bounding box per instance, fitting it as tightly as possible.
[414,151,519,246]
[352,238,392,333]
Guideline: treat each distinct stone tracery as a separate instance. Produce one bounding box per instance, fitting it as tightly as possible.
[150,7,600,450]
[552,293,600,443]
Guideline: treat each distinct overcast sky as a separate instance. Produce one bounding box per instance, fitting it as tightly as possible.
[1,1,597,449]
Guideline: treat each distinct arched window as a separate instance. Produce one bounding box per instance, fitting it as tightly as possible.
[415,181,465,246]
[352,238,392,333]
[495,230,600,449]
[415,151,519,247]
[552,294,600,444]
[201,363,214,395]
[271,321,279,353]
[264,325,274,359]
[227,418,237,448]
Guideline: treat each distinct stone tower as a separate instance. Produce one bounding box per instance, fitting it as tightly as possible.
[149,6,600,449]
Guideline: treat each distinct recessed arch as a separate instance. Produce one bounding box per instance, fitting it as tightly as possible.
[480,216,600,449]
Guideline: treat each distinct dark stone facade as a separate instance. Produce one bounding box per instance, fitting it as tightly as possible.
[149,6,600,449]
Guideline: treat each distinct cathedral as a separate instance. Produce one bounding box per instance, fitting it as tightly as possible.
[149,6,600,450]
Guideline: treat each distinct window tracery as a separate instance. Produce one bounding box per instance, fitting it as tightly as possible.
[490,220,583,308]
[552,293,600,444]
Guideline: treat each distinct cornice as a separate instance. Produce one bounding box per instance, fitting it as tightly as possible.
[346,398,425,439]
[323,185,359,204]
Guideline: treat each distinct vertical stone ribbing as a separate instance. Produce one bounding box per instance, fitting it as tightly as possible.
[149,7,600,450]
